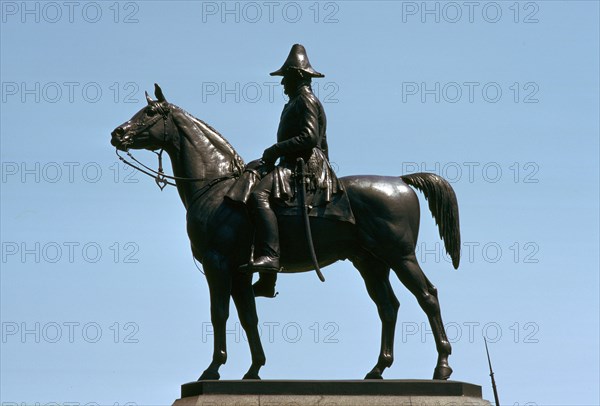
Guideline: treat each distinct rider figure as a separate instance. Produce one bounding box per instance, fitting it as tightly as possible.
[241,44,339,297]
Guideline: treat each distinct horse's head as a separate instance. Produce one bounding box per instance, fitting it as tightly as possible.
[111,83,173,151]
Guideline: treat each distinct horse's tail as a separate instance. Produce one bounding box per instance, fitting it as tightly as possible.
[401,172,461,269]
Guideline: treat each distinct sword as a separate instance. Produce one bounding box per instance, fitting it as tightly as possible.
[296,158,325,282]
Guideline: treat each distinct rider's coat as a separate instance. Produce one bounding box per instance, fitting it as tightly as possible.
[269,84,343,208]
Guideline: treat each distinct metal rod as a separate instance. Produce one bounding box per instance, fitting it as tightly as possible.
[484,337,500,406]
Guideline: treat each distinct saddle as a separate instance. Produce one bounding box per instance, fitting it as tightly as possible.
[225,159,355,224]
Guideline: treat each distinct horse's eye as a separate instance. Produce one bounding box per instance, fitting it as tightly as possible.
[146,108,156,117]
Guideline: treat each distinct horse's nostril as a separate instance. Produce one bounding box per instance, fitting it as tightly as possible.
[114,127,125,136]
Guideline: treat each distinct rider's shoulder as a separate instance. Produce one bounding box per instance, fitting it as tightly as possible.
[295,87,321,110]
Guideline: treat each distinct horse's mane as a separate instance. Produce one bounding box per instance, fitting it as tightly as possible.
[172,104,245,173]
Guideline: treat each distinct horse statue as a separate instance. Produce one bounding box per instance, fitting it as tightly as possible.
[110,84,461,381]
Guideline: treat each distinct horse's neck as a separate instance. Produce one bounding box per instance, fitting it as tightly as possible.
[167,107,243,209]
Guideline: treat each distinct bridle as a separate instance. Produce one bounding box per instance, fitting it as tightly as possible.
[115,102,240,194]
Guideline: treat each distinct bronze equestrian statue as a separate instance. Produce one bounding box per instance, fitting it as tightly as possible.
[110,45,461,382]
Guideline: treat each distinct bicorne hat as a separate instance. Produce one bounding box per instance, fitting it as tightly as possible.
[270,44,325,78]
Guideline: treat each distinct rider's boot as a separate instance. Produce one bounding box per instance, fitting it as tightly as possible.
[240,207,281,273]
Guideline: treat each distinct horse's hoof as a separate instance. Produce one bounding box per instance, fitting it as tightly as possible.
[198,370,220,381]
[433,365,453,380]
[242,372,261,380]
[364,370,383,380]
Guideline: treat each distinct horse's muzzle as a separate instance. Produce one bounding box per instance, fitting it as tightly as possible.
[111,127,128,149]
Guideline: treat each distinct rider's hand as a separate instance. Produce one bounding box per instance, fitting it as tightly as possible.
[262,145,279,165]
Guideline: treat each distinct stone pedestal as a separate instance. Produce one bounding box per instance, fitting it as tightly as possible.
[172,380,492,405]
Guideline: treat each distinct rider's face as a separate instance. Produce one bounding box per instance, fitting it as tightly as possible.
[281,74,302,96]
[281,76,293,96]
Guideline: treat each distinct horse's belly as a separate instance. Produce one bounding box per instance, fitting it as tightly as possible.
[278,215,356,273]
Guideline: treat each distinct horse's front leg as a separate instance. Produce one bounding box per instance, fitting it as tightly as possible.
[231,273,266,379]
[199,250,232,381]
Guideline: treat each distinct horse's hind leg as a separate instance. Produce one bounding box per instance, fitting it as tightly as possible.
[231,274,266,380]
[352,253,399,380]
[392,254,453,380]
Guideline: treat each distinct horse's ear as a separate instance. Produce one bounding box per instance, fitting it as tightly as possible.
[145,91,154,104]
[154,83,167,103]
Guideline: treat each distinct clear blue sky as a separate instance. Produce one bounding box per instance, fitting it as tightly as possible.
[1,1,598,405]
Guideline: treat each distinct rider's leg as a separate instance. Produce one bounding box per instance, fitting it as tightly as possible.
[240,174,281,273]
[250,199,280,296]
[251,206,280,271]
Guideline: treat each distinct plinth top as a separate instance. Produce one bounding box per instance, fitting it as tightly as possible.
[181,380,483,398]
